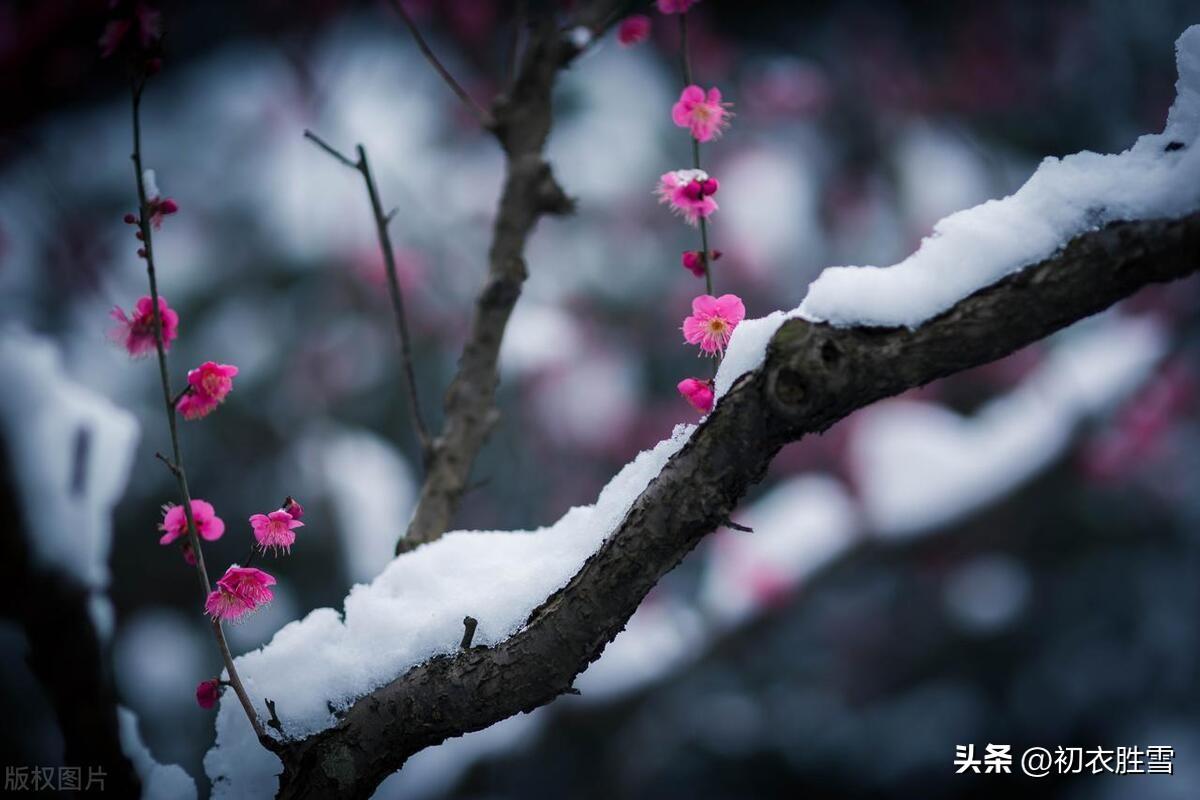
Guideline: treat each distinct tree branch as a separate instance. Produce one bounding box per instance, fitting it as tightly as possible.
[272,212,1200,798]
[398,2,625,552]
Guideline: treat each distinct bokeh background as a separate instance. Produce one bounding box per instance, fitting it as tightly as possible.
[2,1,1200,798]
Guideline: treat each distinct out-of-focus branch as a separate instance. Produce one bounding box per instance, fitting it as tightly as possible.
[272,212,1200,798]
[397,0,627,553]
[385,0,494,127]
[303,131,432,463]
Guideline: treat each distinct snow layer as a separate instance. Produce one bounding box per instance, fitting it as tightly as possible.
[799,25,1200,327]
[0,329,139,590]
[851,314,1165,537]
[709,24,1200,405]
[118,708,198,800]
[205,423,695,796]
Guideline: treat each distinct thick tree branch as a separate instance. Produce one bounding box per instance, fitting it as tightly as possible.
[273,212,1200,798]
[399,2,625,552]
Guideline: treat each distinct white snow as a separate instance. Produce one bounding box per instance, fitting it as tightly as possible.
[850,314,1165,538]
[204,423,696,796]
[118,708,198,800]
[0,328,139,591]
[708,25,1200,403]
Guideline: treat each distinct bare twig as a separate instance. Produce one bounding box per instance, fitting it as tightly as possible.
[130,80,270,748]
[154,451,178,476]
[303,130,432,463]
[723,520,754,533]
[385,0,494,127]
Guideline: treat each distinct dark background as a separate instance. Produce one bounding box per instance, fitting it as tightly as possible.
[1,1,1198,797]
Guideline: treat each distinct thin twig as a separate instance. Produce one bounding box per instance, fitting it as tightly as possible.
[301,129,355,168]
[723,519,754,533]
[505,0,527,89]
[385,0,494,127]
[130,80,268,746]
[303,130,433,465]
[154,451,179,476]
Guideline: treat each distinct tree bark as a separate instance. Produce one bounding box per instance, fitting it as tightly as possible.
[272,211,1200,799]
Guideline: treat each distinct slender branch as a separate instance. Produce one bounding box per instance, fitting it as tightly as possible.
[303,130,432,463]
[130,81,270,747]
[385,0,494,127]
[397,4,627,553]
[272,211,1200,798]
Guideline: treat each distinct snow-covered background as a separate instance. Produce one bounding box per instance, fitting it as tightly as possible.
[2,1,1199,798]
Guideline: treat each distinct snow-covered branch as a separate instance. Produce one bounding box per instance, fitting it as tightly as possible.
[264,213,1199,797]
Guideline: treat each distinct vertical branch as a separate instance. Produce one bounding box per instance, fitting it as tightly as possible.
[129,81,270,748]
[303,131,432,464]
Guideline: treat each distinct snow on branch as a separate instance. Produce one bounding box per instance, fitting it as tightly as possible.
[205,25,1200,800]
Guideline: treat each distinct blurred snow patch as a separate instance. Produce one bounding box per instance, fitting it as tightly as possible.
[318,427,416,583]
[118,708,197,800]
[0,328,138,592]
[852,314,1166,538]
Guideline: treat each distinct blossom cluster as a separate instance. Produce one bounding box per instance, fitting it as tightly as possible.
[621,0,744,415]
[107,155,307,712]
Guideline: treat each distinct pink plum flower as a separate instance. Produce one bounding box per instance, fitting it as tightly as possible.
[282,496,304,520]
[177,361,239,421]
[657,0,698,13]
[672,85,732,142]
[677,377,715,414]
[250,509,304,555]
[99,2,161,59]
[204,566,276,622]
[109,295,178,357]
[681,249,722,278]
[656,169,719,226]
[682,294,745,355]
[617,15,651,46]
[159,499,225,545]
[196,679,220,709]
[141,170,179,229]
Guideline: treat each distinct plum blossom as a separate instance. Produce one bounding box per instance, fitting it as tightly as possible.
[204,566,276,622]
[159,499,225,545]
[656,169,719,225]
[109,295,178,357]
[677,377,715,414]
[657,0,698,13]
[617,15,651,46]
[195,679,220,709]
[250,509,304,554]
[177,361,238,420]
[98,1,161,59]
[682,293,745,355]
[282,496,304,520]
[672,85,732,142]
[681,249,722,278]
[141,169,179,229]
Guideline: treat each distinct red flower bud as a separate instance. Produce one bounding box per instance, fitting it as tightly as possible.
[123,213,137,224]
[159,198,179,215]
[683,180,704,201]
[137,247,147,258]
[700,178,719,196]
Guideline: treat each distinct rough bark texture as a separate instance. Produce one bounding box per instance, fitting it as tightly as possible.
[0,432,141,797]
[400,2,625,552]
[272,212,1200,799]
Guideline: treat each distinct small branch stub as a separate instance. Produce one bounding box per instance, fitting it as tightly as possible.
[460,616,478,650]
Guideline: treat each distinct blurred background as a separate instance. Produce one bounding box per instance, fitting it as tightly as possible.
[1,0,1199,798]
